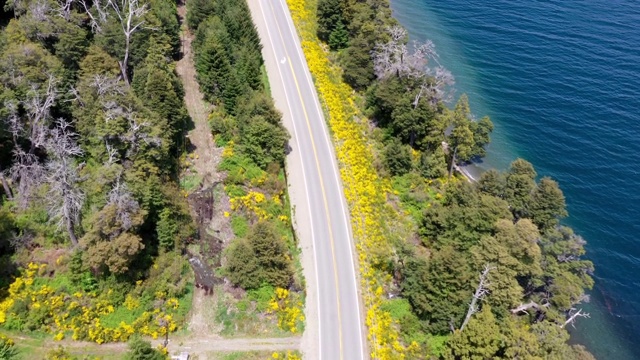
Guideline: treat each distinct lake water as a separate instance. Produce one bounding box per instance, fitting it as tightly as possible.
[389,0,640,358]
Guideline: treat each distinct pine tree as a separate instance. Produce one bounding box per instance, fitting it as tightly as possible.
[383,138,413,176]
[418,147,447,179]
[505,159,537,220]
[530,177,568,231]
[225,221,293,289]
[328,20,349,50]
[317,0,345,42]
[444,306,502,359]
[341,35,376,91]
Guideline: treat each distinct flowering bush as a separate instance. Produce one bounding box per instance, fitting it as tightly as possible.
[0,334,17,359]
[0,263,188,344]
[271,351,302,360]
[269,288,305,333]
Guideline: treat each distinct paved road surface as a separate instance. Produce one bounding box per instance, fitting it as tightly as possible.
[248,0,366,359]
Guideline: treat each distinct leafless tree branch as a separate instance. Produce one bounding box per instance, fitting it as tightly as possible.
[23,74,58,152]
[105,0,152,84]
[510,301,551,315]
[561,308,590,329]
[106,175,140,233]
[460,264,494,331]
[44,118,85,246]
[10,147,45,208]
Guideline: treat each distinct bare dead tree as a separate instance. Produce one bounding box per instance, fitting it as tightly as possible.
[44,119,85,247]
[79,0,152,84]
[88,74,128,122]
[107,0,151,85]
[373,26,438,80]
[55,0,74,20]
[10,148,45,208]
[413,66,455,108]
[460,264,494,331]
[23,74,58,152]
[510,301,550,315]
[79,0,110,33]
[0,166,13,200]
[105,140,119,165]
[4,100,23,145]
[561,308,590,329]
[91,74,127,97]
[120,111,162,158]
[106,176,140,232]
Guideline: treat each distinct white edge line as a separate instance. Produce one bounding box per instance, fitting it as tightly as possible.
[275,0,366,358]
[256,1,324,359]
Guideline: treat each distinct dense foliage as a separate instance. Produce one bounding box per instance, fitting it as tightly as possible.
[0,0,194,344]
[293,0,596,358]
[188,0,303,334]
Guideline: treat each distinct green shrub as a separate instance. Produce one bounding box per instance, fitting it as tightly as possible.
[247,285,275,312]
[225,222,293,290]
[125,337,165,360]
[383,139,413,176]
[231,215,249,238]
[0,334,18,359]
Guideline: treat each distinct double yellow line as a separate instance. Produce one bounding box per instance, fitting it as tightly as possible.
[267,1,345,357]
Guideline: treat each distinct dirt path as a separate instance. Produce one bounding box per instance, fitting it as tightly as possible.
[52,335,300,358]
[176,4,221,187]
[165,336,301,357]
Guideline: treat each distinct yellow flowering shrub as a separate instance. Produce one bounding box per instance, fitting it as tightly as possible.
[0,263,186,344]
[268,288,305,333]
[285,0,411,357]
[271,351,302,360]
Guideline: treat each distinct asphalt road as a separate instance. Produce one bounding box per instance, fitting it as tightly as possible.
[249,0,366,358]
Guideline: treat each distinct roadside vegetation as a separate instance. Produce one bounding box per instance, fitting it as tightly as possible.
[287,0,596,358]
[186,0,305,336]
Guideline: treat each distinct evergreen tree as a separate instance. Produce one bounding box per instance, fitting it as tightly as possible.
[418,147,447,179]
[341,35,376,91]
[317,0,345,42]
[419,246,474,333]
[194,32,233,102]
[240,116,289,168]
[530,177,568,231]
[226,221,293,289]
[383,138,413,176]
[505,158,537,220]
[186,0,216,30]
[328,20,349,50]
[444,306,502,359]
[470,115,493,158]
[125,337,165,360]
[226,239,261,289]
[156,208,178,251]
[477,169,504,198]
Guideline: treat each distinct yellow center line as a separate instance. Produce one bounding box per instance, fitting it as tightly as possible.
[267,1,344,358]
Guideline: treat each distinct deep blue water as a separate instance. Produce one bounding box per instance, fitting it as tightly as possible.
[389,1,640,359]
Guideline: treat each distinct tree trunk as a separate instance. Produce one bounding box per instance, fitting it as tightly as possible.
[0,168,13,200]
[460,265,492,331]
[121,32,131,85]
[448,146,458,180]
[66,217,79,247]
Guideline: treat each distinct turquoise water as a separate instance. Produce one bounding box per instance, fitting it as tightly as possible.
[389,1,640,359]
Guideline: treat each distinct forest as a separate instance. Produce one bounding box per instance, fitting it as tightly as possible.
[0,0,199,354]
[0,0,307,355]
[289,0,597,358]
